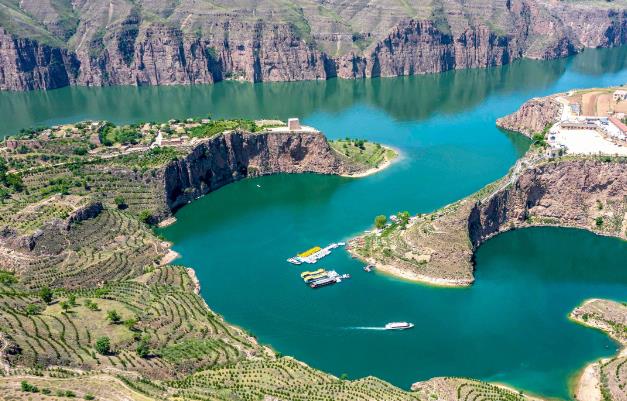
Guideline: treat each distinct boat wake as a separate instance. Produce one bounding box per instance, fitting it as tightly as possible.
[346,326,387,331]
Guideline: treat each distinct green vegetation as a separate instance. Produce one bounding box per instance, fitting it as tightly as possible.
[95,336,111,355]
[0,115,532,401]
[375,215,388,229]
[330,139,396,168]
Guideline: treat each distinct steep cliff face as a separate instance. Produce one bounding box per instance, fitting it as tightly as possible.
[337,21,515,79]
[1,0,626,91]
[162,130,360,212]
[469,158,627,248]
[496,95,563,137]
[0,28,79,91]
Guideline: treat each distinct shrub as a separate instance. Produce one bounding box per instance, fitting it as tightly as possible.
[95,336,111,355]
[85,394,95,400]
[0,270,17,285]
[114,196,126,209]
[25,303,40,316]
[106,310,121,324]
[595,216,604,228]
[20,381,39,392]
[39,286,53,304]
[374,215,387,229]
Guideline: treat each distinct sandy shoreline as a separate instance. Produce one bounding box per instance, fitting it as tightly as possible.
[347,250,473,287]
[157,216,177,228]
[569,298,627,401]
[341,145,400,178]
[160,249,180,265]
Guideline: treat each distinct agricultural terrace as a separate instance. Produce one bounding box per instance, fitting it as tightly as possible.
[0,116,536,400]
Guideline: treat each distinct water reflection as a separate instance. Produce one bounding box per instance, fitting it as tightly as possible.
[2,46,624,137]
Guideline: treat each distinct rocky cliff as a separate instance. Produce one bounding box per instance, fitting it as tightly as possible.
[469,158,627,248]
[162,130,363,212]
[496,95,563,137]
[1,0,626,91]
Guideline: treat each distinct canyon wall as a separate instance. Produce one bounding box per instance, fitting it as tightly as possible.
[161,130,361,212]
[1,0,626,91]
[469,158,627,249]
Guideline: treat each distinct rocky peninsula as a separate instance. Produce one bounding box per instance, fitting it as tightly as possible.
[348,88,627,287]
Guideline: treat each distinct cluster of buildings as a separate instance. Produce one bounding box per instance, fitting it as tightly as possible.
[547,89,627,158]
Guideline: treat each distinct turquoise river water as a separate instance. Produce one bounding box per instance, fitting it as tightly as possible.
[2,47,627,399]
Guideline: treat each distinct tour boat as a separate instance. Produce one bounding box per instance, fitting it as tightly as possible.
[384,322,414,330]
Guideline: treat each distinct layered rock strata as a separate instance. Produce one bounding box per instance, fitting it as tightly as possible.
[1,0,626,90]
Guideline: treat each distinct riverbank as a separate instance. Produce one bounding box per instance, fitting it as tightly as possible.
[339,145,399,178]
[569,299,627,401]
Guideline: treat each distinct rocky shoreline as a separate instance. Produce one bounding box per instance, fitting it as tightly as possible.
[569,299,627,401]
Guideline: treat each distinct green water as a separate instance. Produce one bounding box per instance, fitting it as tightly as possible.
[3,47,627,399]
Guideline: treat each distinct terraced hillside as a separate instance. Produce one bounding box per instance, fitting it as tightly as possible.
[0,116,552,400]
[1,0,626,90]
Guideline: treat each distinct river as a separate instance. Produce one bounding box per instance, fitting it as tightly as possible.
[3,46,627,399]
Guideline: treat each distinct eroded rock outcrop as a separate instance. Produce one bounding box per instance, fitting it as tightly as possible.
[496,96,563,137]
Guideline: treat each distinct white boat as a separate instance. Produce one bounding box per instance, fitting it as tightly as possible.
[384,322,414,330]
[337,241,346,246]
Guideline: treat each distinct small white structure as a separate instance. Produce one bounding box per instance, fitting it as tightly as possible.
[288,118,302,131]
[613,90,627,102]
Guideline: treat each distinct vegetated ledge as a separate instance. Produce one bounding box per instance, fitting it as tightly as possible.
[569,299,627,401]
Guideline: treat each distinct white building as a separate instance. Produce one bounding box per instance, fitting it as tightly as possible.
[288,118,302,131]
[613,90,627,102]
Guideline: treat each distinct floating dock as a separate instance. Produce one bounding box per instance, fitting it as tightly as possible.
[288,242,345,265]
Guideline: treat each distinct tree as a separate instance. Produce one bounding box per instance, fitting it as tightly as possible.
[106,309,121,324]
[73,147,87,156]
[397,211,410,228]
[60,301,71,311]
[123,318,138,331]
[95,336,111,355]
[595,216,604,228]
[25,304,39,316]
[374,215,387,229]
[39,287,53,304]
[68,294,77,307]
[138,210,152,225]
[114,196,126,209]
[136,337,150,358]
[5,173,23,192]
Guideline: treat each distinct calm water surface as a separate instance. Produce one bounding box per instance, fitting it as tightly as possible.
[3,47,627,399]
